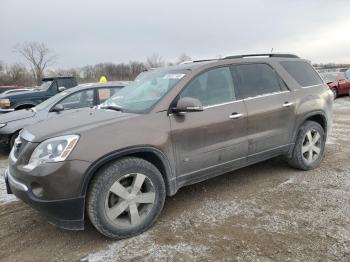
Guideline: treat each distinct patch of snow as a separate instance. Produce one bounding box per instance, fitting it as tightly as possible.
[84,199,249,261]
[83,233,209,262]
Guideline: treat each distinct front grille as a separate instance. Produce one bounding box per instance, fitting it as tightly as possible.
[13,136,28,159]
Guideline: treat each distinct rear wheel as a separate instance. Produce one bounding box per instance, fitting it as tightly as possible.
[288,121,325,170]
[87,157,166,239]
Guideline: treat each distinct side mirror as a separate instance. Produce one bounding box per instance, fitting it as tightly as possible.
[51,104,64,113]
[58,86,66,92]
[173,97,203,114]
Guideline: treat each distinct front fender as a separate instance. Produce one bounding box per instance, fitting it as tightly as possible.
[80,146,176,197]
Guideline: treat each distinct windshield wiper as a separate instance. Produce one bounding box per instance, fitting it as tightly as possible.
[100,105,123,112]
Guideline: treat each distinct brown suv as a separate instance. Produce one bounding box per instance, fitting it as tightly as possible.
[5,54,333,239]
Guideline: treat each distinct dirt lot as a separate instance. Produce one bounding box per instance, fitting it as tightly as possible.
[0,98,349,262]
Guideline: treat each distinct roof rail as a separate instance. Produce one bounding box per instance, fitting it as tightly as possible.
[193,59,218,63]
[223,53,299,59]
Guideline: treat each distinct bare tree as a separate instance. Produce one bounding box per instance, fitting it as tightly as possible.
[14,42,56,85]
[176,53,192,64]
[146,53,165,68]
[7,63,27,84]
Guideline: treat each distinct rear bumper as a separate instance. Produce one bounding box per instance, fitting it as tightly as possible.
[4,169,85,230]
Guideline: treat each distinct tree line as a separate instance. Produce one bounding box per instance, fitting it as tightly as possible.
[0,42,192,87]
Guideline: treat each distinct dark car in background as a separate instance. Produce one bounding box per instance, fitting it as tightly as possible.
[0,81,128,147]
[321,70,350,98]
[0,76,77,112]
[1,88,33,95]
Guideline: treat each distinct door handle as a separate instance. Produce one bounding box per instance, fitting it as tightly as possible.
[229,113,243,119]
[283,102,294,107]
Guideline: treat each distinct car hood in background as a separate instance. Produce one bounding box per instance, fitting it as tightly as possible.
[0,109,36,123]
[24,108,138,142]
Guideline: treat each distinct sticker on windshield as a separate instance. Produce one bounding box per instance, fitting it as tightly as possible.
[163,74,185,79]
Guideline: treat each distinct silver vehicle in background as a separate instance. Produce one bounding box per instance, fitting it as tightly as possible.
[0,81,129,147]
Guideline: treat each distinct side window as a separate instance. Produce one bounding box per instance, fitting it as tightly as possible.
[50,81,58,92]
[111,86,122,95]
[233,64,282,99]
[280,61,323,87]
[57,79,68,88]
[180,67,235,107]
[98,87,121,103]
[59,89,94,110]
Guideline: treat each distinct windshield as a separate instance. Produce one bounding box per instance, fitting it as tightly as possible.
[34,90,70,111]
[36,81,53,91]
[103,69,187,113]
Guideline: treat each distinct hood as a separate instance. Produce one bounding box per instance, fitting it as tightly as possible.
[327,81,337,88]
[0,89,46,100]
[24,108,138,142]
[0,109,35,123]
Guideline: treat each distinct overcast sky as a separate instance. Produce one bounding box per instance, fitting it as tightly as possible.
[1,0,350,68]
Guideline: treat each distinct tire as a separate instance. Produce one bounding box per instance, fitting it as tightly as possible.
[9,131,20,148]
[331,88,338,99]
[87,157,166,239]
[288,121,325,170]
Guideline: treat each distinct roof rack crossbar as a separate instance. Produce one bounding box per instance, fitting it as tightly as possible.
[223,53,299,59]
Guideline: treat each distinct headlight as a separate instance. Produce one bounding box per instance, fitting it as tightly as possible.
[0,123,6,128]
[0,99,11,107]
[24,135,79,170]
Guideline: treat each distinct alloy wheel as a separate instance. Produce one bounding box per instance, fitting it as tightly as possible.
[301,129,322,164]
[105,173,156,229]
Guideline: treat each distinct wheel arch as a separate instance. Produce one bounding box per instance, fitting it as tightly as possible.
[81,146,176,197]
[288,111,328,158]
[15,103,36,110]
[293,111,328,144]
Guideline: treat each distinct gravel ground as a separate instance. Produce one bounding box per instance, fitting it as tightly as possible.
[0,97,349,262]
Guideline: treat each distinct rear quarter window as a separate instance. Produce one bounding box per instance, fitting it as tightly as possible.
[281,61,323,87]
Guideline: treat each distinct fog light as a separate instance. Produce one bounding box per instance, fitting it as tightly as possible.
[31,183,44,198]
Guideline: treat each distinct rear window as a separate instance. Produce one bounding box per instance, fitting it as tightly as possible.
[281,61,323,87]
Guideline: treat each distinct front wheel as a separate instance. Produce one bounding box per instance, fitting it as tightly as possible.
[87,157,166,239]
[288,121,325,170]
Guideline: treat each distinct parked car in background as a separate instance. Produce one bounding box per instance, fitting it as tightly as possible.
[4,54,333,239]
[319,71,338,84]
[0,85,24,93]
[1,88,33,95]
[0,81,128,147]
[0,76,77,112]
[323,70,350,98]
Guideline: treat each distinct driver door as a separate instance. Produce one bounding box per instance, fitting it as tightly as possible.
[169,67,248,183]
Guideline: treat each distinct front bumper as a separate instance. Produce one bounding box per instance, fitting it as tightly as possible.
[4,168,85,230]
[0,108,15,113]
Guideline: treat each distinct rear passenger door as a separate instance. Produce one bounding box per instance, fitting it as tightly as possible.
[170,66,248,181]
[231,63,295,161]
